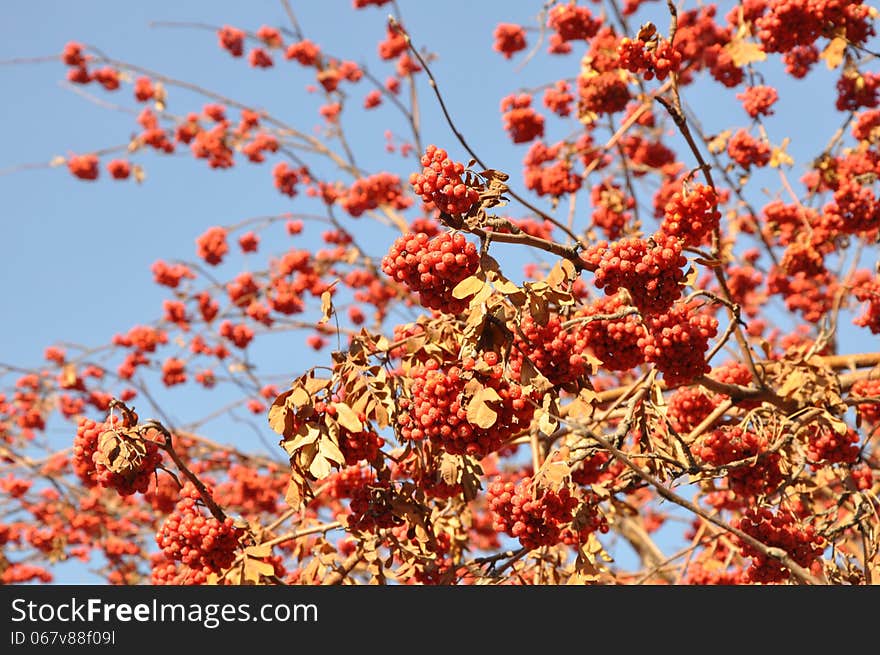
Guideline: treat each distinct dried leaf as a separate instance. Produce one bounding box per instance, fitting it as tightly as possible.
[725,39,766,67]
[243,558,277,584]
[467,389,498,428]
[308,451,333,479]
[769,138,793,168]
[439,454,459,486]
[452,275,486,300]
[268,393,293,435]
[707,130,732,154]
[820,37,847,70]
[332,402,363,432]
[318,290,334,325]
[319,436,346,466]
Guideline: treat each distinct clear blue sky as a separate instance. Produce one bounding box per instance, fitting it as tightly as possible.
[1,1,875,583]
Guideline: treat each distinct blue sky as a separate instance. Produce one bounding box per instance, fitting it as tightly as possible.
[1,1,877,583]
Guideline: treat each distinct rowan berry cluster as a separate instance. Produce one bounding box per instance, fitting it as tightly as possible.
[155,483,242,574]
[547,3,600,53]
[660,183,721,246]
[735,507,825,584]
[381,231,480,314]
[542,80,574,117]
[640,303,718,387]
[523,141,582,198]
[341,172,412,217]
[398,352,535,457]
[409,145,480,216]
[667,386,720,434]
[511,314,592,386]
[590,179,634,240]
[851,378,880,425]
[804,424,860,467]
[578,71,631,116]
[581,234,686,316]
[346,479,402,532]
[488,476,605,550]
[500,94,545,144]
[727,130,771,170]
[492,23,527,59]
[195,226,229,266]
[617,36,681,81]
[697,426,784,497]
[574,294,646,372]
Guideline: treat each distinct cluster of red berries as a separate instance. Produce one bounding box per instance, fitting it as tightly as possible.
[543,80,574,117]
[581,234,686,316]
[155,483,242,574]
[398,352,535,457]
[660,183,721,247]
[493,23,527,59]
[853,273,880,334]
[511,314,592,386]
[346,479,402,532]
[617,37,682,81]
[381,231,479,314]
[73,417,161,495]
[590,179,633,240]
[340,172,412,217]
[522,141,582,198]
[547,3,600,53]
[338,423,384,466]
[67,154,99,181]
[803,424,860,467]
[735,507,825,584]
[736,85,779,119]
[667,386,720,434]
[273,162,307,197]
[219,321,254,349]
[640,303,718,387]
[697,426,783,497]
[196,226,229,266]
[217,26,246,57]
[828,179,880,235]
[409,145,480,216]
[571,449,625,487]
[488,476,605,550]
[325,465,377,501]
[727,130,771,170]
[285,38,321,66]
[851,378,880,425]
[161,358,187,387]
[574,294,646,372]
[578,71,631,116]
[500,94,545,144]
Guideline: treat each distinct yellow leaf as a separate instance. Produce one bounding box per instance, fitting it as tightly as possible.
[822,411,849,436]
[467,390,498,429]
[493,278,521,294]
[332,402,363,432]
[538,409,558,435]
[319,436,346,466]
[725,39,766,68]
[820,37,847,70]
[769,138,793,168]
[245,544,273,559]
[308,451,333,478]
[268,400,291,435]
[452,275,486,299]
[318,290,334,325]
[288,386,311,409]
[707,130,731,154]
